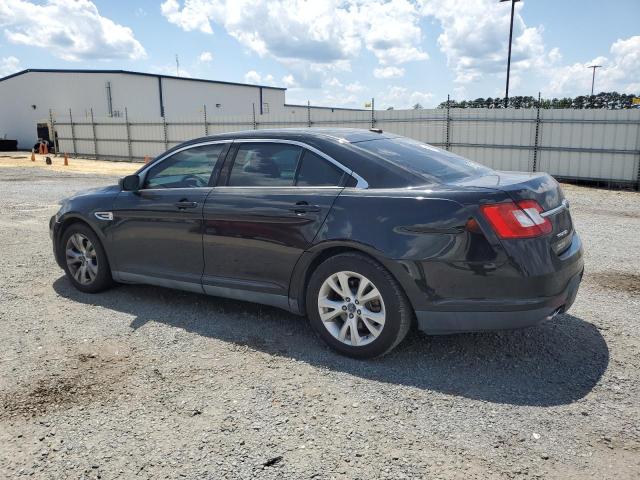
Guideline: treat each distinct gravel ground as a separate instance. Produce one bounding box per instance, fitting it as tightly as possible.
[0,166,638,479]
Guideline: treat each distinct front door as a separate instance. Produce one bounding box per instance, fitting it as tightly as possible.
[202,142,348,307]
[110,142,227,289]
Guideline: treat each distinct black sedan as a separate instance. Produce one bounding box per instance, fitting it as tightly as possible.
[50,128,584,358]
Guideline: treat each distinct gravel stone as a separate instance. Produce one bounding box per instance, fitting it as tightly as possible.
[0,167,639,479]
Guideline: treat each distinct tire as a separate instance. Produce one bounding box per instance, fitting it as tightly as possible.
[306,252,413,358]
[60,223,113,293]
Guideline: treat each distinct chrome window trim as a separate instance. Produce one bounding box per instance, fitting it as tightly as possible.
[136,137,369,189]
[541,199,570,218]
[231,138,368,189]
[137,139,233,187]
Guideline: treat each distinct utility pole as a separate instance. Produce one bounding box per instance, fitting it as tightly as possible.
[588,65,602,96]
[175,54,180,76]
[500,0,520,108]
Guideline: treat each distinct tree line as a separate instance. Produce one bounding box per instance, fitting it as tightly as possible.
[432,92,640,109]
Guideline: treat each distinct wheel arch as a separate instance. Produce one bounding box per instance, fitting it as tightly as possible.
[55,214,110,266]
[289,241,419,316]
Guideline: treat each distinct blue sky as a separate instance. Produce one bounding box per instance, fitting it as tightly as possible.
[1,0,638,108]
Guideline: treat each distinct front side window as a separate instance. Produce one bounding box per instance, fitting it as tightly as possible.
[228,143,301,186]
[144,144,224,189]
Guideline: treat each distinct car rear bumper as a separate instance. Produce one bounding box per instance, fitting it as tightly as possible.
[414,230,584,335]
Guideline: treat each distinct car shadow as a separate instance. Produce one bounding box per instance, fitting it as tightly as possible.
[52,277,609,407]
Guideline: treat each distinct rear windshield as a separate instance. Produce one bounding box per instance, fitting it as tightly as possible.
[354,137,492,184]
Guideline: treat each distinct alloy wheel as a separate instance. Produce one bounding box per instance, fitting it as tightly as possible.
[65,233,98,285]
[317,271,386,347]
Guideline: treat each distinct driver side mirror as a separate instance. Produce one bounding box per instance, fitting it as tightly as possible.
[120,174,140,192]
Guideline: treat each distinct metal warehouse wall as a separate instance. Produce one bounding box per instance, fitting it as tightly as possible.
[160,77,286,117]
[0,72,159,148]
[50,107,640,185]
[0,71,285,149]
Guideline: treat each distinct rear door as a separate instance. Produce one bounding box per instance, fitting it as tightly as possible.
[110,142,228,287]
[202,141,347,305]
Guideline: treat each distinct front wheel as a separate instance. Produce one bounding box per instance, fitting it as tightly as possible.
[306,253,413,358]
[61,223,113,293]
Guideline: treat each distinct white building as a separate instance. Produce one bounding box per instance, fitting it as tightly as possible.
[0,69,360,149]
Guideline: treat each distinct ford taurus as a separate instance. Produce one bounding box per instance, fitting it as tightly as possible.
[50,128,584,358]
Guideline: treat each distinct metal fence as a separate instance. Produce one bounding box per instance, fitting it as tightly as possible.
[47,104,640,187]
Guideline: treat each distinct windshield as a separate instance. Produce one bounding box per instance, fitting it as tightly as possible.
[354,136,493,184]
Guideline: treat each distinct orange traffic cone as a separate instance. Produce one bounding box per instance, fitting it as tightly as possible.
[43,143,49,155]
[143,155,151,164]
[38,143,44,155]
[31,150,36,162]
[64,152,69,166]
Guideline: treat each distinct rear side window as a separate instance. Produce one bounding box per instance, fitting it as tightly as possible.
[354,137,492,184]
[228,143,301,186]
[296,151,344,186]
[144,143,224,189]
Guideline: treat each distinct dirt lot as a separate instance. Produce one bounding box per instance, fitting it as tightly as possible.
[0,152,140,176]
[0,159,639,479]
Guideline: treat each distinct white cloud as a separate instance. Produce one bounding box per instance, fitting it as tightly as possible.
[373,66,405,79]
[345,81,364,93]
[321,77,362,93]
[362,0,428,65]
[0,0,146,61]
[285,75,368,108]
[545,36,640,97]
[282,74,298,88]
[198,51,213,63]
[244,70,262,84]
[419,0,638,97]
[0,56,20,76]
[378,85,434,109]
[160,0,428,86]
[243,70,275,85]
[420,0,549,85]
[150,64,192,78]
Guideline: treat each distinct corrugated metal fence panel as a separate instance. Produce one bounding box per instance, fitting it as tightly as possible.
[449,108,537,172]
[258,111,308,130]
[165,116,208,145]
[53,113,73,155]
[537,109,640,182]
[207,114,254,135]
[124,115,165,159]
[48,108,640,183]
[311,109,372,128]
[375,109,445,144]
[93,116,128,159]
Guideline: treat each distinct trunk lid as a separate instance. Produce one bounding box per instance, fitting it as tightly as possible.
[451,171,573,253]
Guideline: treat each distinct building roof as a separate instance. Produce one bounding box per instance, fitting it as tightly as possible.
[0,68,286,90]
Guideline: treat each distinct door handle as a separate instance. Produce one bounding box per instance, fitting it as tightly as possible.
[175,200,198,209]
[290,201,321,214]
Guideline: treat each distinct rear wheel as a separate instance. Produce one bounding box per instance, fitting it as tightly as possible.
[306,252,412,358]
[61,223,113,293]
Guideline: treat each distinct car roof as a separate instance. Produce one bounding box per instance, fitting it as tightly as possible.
[187,128,399,144]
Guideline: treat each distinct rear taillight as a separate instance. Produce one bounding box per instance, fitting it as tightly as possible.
[480,200,552,239]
